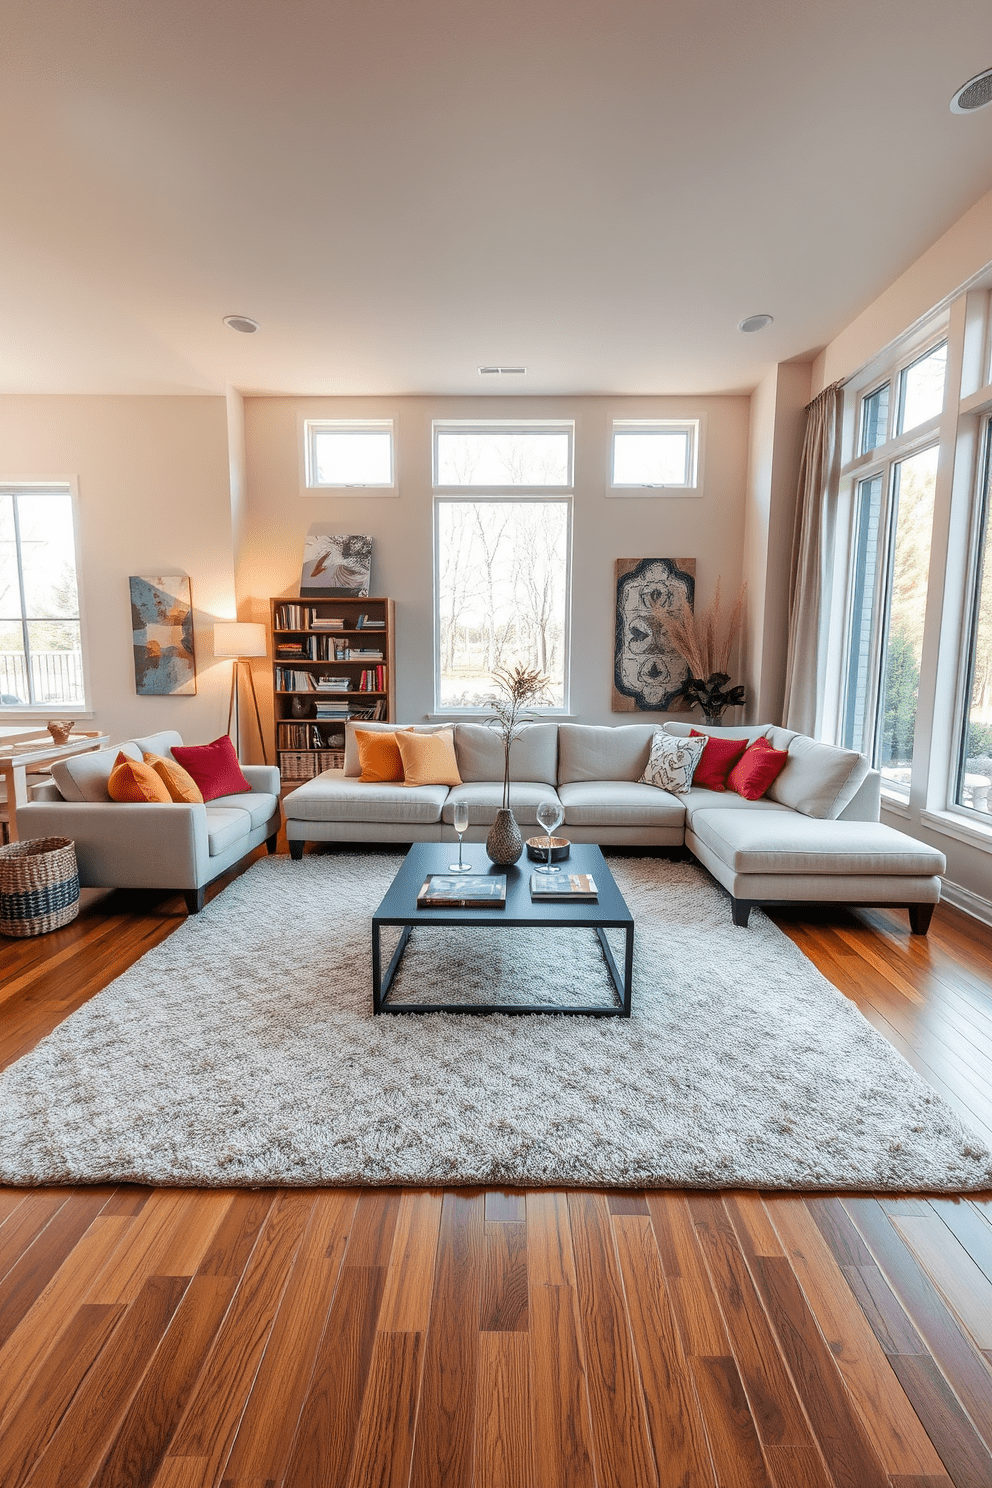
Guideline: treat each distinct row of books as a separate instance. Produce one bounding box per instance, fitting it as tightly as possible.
[276,639,385,662]
[416,872,597,908]
[311,699,388,721]
[277,723,345,750]
[357,666,386,692]
[355,614,385,629]
[273,603,387,631]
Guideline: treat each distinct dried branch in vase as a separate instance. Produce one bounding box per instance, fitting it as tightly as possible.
[653,580,748,722]
[485,664,551,808]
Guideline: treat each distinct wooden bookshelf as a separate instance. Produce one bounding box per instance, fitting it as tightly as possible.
[270,596,396,780]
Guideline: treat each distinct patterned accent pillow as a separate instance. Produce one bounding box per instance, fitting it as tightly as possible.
[640,730,706,794]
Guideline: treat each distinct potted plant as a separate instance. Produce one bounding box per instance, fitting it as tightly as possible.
[654,580,747,725]
[484,663,551,863]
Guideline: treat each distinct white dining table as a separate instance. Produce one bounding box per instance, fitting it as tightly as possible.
[0,730,110,842]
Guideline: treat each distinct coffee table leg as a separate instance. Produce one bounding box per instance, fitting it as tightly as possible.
[596,926,633,1015]
[373,922,413,1013]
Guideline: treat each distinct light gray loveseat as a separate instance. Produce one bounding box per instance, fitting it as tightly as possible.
[283,720,946,932]
[15,729,282,914]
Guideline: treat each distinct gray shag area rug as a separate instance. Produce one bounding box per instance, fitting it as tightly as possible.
[0,853,989,1191]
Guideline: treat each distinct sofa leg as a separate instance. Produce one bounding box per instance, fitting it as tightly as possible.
[908,903,935,935]
[731,898,753,928]
[266,832,278,855]
[289,841,304,861]
[184,887,205,915]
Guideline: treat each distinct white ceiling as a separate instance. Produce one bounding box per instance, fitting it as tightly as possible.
[3,0,992,398]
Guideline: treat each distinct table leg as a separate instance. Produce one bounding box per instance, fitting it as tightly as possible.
[373,923,412,1013]
[1,763,27,844]
[596,926,633,1016]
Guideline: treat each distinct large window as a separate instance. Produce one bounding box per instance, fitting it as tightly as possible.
[0,487,84,709]
[433,422,572,710]
[956,418,992,816]
[841,339,946,796]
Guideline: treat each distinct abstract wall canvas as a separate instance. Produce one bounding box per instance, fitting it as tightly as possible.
[613,558,695,712]
[300,531,373,596]
[129,576,196,696]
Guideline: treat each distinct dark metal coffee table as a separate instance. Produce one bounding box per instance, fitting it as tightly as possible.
[371,842,634,1016]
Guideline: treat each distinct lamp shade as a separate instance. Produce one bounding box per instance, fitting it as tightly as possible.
[214,621,267,659]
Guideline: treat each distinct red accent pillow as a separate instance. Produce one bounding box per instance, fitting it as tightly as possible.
[690,730,748,791]
[171,736,251,802]
[727,736,789,801]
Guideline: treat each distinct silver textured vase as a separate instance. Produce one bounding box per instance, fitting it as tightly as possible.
[486,807,523,865]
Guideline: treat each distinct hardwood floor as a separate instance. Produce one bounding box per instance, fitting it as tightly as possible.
[1,848,991,1487]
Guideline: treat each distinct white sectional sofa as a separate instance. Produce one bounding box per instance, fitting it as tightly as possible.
[283,719,946,932]
[15,730,282,914]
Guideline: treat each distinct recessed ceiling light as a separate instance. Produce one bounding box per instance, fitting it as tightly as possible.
[950,67,992,113]
[738,314,773,333]
[223,315,260,334]
[479,365,527,375]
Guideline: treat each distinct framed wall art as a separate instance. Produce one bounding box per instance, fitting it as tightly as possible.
[612,557,695,712]
[129,575,197,696]
[300,531,373,597]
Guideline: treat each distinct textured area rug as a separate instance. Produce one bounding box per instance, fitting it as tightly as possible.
[0,854,989,1190]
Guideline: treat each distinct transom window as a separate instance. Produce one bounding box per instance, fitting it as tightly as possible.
[304,419,395,489]
[0,487,85,709]
[857,340,947,456]
[609,419,700,491]
[433,422,572,488]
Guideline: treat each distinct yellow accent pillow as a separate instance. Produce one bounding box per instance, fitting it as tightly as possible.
[107,751,172,804]
[354,728,412,783]
[395,727,462,787]
[143,751,204,804]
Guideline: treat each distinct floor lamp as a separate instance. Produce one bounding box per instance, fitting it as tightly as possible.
[213,622,269,764]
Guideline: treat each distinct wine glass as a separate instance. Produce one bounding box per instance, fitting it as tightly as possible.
[535,798,564,873]
[449,800,471,872]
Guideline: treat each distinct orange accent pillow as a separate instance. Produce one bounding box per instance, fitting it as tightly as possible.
[107,751,172,803]
[354,728,411,783]
[143,751,204,804]
[395,727,462,787]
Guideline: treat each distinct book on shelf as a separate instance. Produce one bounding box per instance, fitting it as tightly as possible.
[416,874,507,909]
[350,647,383,661]
[355,613,385,629]
[529,872,598,901]
[314,676,350,690]
[311,618,345,631]
[275,667,316,692]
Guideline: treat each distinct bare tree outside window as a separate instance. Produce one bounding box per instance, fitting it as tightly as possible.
[436,498,569,709]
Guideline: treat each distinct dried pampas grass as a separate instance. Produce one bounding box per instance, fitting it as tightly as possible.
[654,579,747,679]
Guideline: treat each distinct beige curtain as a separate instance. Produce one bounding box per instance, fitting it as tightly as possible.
[781,382,844,735]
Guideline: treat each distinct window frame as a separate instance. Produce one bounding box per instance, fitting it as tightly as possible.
[952,413,992,819]
[0,480,90,716]
[432,490,574,716]
[607,417,703,495]
[302,418,396,493]
[431,420,574,492]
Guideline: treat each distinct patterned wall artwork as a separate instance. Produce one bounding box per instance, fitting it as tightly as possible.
[613,558,695,712]
[129,575,196,696]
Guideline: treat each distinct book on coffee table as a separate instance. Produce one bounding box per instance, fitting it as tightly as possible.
[417,874,507,909]
[530,872,598,901]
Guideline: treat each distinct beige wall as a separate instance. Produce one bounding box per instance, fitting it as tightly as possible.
[0,395,237,747]
[239,394,751,746]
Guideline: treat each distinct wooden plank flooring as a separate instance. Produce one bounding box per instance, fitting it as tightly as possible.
[0,848,991,1486]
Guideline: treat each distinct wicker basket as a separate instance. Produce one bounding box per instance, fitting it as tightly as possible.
[0,837,80,937]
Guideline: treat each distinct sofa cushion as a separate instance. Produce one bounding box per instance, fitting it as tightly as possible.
[108,752,173,803]
[284,774,449,824]
[641,730,705,794]
[682,788,791,828]
[765,729,872,820]
[172,736,252,801]
[144,752,204,804]
[689,811,947,877]
[50,743,140,802]
[126,730,185,761]
[205,807,253,857]
[690,730,747,791]
[215,791,279,830]
[454,722,559,786]
[343,721,450,777]
[441,782,560,826]
[557,780,685,828]
[396,728,462,786]
[557,723,655,784]
[727,737,790,801]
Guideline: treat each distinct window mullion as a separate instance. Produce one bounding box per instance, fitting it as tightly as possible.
[10,495,34,706]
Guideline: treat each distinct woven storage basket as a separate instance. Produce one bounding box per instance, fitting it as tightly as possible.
[0,836,80,937]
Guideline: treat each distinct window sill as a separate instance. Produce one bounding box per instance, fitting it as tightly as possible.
[879,791,911,819]
[920,808,992,853]
[0,709,94,722]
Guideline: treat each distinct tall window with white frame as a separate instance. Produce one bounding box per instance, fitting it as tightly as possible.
[0,486,84,709]
[433,422,572,711]
[842,339,947,796]
[956,417,992,817]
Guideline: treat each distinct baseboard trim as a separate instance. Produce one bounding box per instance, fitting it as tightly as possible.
[940,878,992,927]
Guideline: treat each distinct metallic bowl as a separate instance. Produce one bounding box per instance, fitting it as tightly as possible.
[525,835,570,863]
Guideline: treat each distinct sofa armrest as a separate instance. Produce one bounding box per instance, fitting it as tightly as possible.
[14,800,211,890]
[241,764,282,795]
[837,769,881,822]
